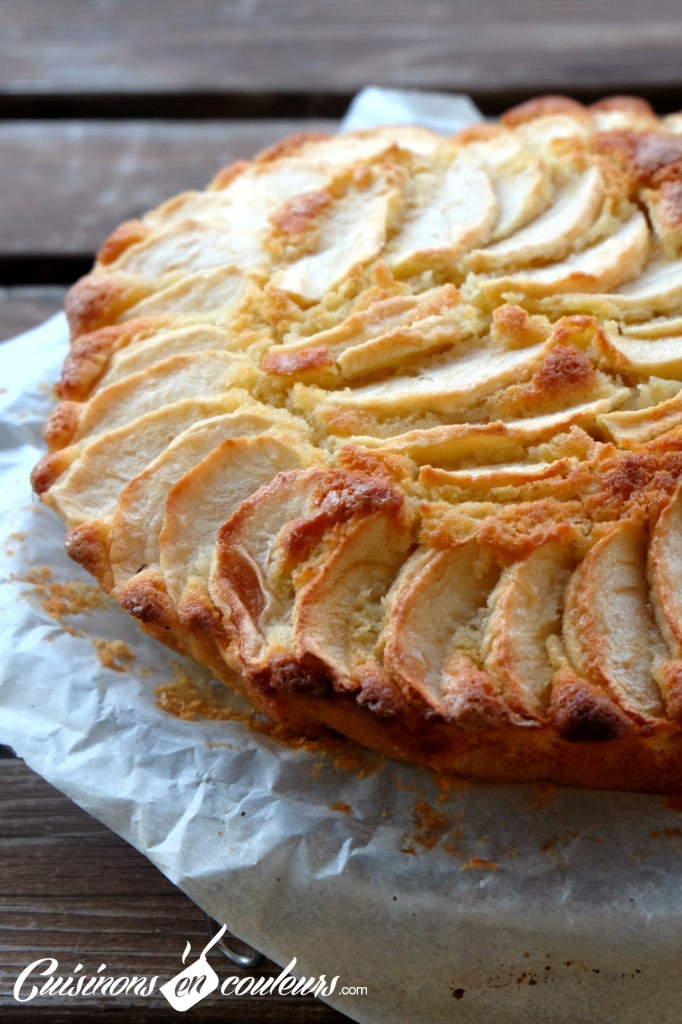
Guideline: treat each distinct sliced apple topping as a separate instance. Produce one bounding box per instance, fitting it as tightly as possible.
[41,396,247,526]
[100,324,250,388]
[273,165,403,302]
[49,351,247,448]
[458,128,551,241]
[597,388,682,446]
[292,511,413,689]
[478,211,649,303]
[121,266,259,322]
[649,483,682,655]
[621,315,682,339]
[563,520,667,720]
[325,339,550,416]
[210,468,408,677]
[383,541,501,716]
[599,330,682,380]
[388,150,498,275]
[261,286,478,383]
[419,457,577,492]
[348,394,628,463]
[109,406,309,587]
[159,435,310,604]
[466,166,604,273]
[482,534,576,717]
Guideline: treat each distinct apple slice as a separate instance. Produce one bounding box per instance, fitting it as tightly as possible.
[383,541,500,714]
[388,150,498,275]
[563,520,666,720]
[109,407,308,586]
[292,512,412,688]
[46,350,247,449]
[326,339,550,416]
[479,211,649,303]
[159,435,310,605]
[482,534,576,717]
[41,395,247,526]
[649,483,682,654]
[467,166,604,272]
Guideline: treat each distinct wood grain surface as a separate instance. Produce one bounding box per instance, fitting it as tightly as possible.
[4,0,682,113]
[0,758,348,1022]
[0,120,335,278]
[0,289,66,341]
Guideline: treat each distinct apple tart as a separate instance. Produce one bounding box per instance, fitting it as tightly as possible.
[32,95,682,792]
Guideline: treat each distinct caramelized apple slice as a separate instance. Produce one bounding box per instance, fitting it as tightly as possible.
[121,266,259,321]
[479,212,649,303]
[109,407,308,586]
[600,331,682,379]
[383,541,501,714]
[419,457,576,492]
[467,166,604,272]
[292,512,413,687]
[160,435,310,604]
[40,396,247,526]
[621,315,682,339]
[262,286,477,384]
[211,468,408,674]
[649,483,682,654]
[273,165,402,301]
[349,393,628,463]
[45,351,246,450]
[597,389,682,446]
[459,128,550,241]
[327,339,550,416]
[113,195,277,276]
[563,520,666,720]
[388,150,498,275]
[100,324,247,388]
[482,534,576,717]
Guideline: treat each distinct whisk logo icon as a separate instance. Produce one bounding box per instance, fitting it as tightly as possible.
[159,924,227,1012]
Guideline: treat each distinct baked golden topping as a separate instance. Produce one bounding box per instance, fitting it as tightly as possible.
[32,95,682,792]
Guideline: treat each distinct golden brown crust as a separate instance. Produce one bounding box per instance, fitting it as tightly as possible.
[97,219,150,265]
[30,450,73,495]
[590,95,656,118]
[57,318,164,400]
[255,131,332,163]
[65,272,149,340]
[209,159,250,190]
[43,401,80,452]
[64,521,113,591]
[501,95,589,127]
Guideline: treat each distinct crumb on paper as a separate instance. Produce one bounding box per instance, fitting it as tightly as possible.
[663,795,682,814]
[21,565,109,620]
[461,856,498,871]
[649,827,682,839]
[329,801,352,815]
[430,771,470,803]
[402,799,450,852]
[533,783,556,810]
[92,638,134,673]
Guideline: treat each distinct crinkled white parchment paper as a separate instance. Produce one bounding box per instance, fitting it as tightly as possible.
[4,91,682,1024]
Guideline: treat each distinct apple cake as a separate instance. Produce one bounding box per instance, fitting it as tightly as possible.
[31,95,682,792]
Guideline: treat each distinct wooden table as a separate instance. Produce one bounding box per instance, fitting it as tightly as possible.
[3,2,682,1019]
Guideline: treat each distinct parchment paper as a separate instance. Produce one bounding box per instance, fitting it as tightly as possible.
[3,91,682,1024]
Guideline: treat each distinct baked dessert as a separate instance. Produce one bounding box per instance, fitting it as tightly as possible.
[31,95,682,793]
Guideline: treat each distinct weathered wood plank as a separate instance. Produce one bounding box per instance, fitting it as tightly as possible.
[0,288,66,341]
[3,0,682,111]
[0,120,336,267]
[0,761,347,1021]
